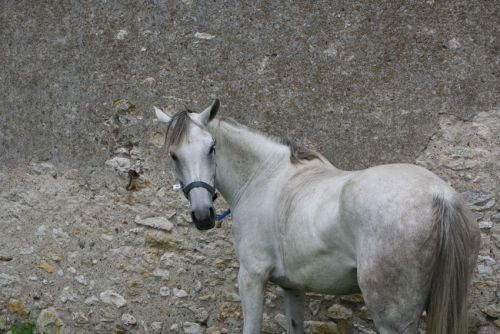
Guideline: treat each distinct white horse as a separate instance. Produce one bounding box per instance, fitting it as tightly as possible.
[154,100,480,334]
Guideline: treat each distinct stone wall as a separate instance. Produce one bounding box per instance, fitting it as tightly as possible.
[0,111,498,334]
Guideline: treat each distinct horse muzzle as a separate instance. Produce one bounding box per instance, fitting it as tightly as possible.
[191,206,215,230]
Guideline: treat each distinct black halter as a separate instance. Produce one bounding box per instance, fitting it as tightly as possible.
[178,141,218,202]
[181,181,218,202]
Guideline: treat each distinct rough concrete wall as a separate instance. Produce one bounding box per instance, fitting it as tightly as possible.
[1,0,498,170]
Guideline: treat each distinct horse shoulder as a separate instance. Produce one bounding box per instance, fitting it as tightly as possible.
[276,166,359,251]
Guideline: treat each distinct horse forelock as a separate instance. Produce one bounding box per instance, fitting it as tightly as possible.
[165,109,194,149]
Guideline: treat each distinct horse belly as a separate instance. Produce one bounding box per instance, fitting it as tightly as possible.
[272,251,360,295]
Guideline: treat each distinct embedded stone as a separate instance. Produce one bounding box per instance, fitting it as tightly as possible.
[305,321,340,334]
[72,312,89,324]
[439,155,478,170]
[274,313,287,329]
[84,295,99,305]
[309,299,322,316]
[477,264,493,276]
[126,280,144,296]
[7,299,29,316]
[105,157,131,173]
[194,32,215,40]
[151,321,163,333]
[477,325,498,334]
[183,322,205,334]
[144,230,178,250]
[460,191,494,206]
[136,216,174,232]
[483,304,500,318]
[37,260,55,273]
[339,294,364,303]
[121,313,137,326]
[60,286,79,303]
[152,268,170,280]
[359,305,373,320]
[46,250,64,262]
[173,288,188,298]
[479,221,493,229]
[160,287,170,297]
[37,307,64,334]
[206,326,221,334]
[100,290,127,308]
[327,303,353,320]
[115,29,128,40]
[142,77,156,86]
[75,275,89,285]
[100,310,117,322]
[101,234,114,241]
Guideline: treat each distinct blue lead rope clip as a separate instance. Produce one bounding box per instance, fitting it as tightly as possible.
[216,209,231,222]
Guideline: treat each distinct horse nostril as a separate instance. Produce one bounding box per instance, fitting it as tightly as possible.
[190,207,216,230]
[191,207,214,222]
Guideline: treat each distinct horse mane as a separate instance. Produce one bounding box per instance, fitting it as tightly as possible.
[220,117,321,165]
[164,111,320,164]
[278,138,321,164]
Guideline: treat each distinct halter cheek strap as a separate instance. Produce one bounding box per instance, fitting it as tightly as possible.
[182,181,218,201]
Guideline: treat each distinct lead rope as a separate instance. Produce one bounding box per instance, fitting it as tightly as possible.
[215,209,231,222]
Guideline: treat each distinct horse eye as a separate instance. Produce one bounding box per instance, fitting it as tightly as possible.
[170,153,178,161]
[209,145,215,155]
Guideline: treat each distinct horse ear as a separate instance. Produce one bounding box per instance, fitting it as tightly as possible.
[154,106,172,123]
[198,99,219,125]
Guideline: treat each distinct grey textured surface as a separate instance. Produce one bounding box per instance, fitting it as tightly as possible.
[1,0,498,170]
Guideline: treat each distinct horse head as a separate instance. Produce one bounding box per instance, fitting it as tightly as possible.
[154,99,220,230]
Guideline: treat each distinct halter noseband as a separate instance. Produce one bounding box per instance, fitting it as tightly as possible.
[181,181,218,202]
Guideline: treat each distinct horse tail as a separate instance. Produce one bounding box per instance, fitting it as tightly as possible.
[427,194,479,334]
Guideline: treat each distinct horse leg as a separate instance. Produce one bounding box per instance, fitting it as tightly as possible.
[238,266,266,334]
[283,289,305,334]
[357,246,429,334]
[358,258,429,334]
[359,278,423,334]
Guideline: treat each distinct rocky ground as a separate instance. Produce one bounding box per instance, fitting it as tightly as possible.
[1,110,499,334]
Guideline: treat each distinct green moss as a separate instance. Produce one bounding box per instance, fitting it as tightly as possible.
[10,322,35,334]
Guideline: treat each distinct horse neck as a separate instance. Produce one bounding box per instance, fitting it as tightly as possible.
[208,119,289,208]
